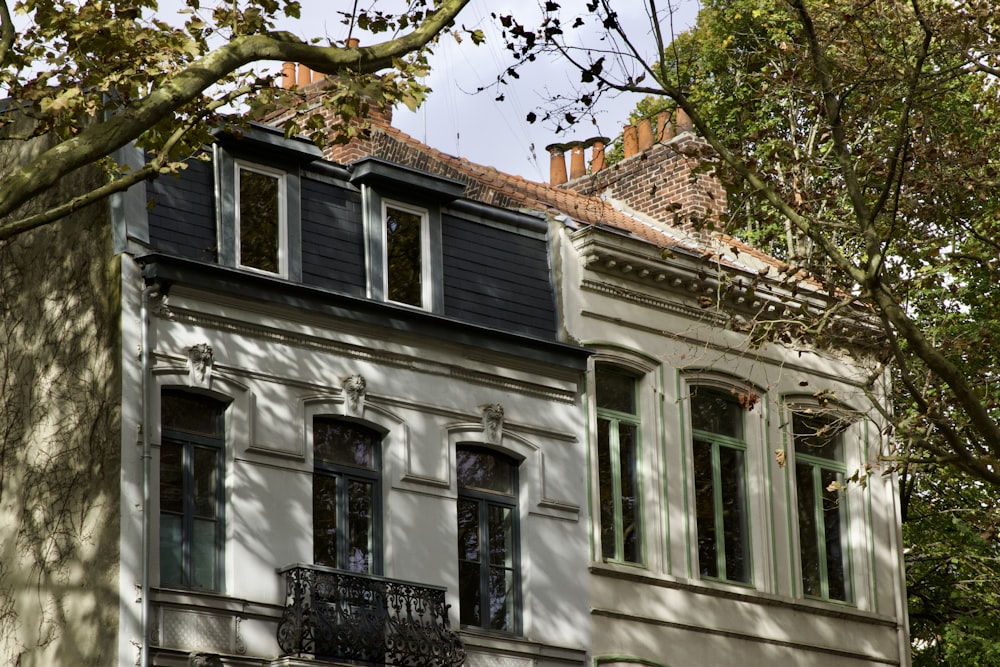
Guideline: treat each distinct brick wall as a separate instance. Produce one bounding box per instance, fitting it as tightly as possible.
[563,132,727,235]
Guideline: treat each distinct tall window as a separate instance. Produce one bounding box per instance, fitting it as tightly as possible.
[236,162,286,275]
[313,418,383,574]
[595,364,642,564]
[793,412,851,602]
[457,446,520,633]
[691,387,750,584]
[383,202,429,308]
[159,390,226,590]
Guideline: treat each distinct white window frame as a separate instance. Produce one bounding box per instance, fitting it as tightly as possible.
[234,160,289,277]
[380,198,432,310]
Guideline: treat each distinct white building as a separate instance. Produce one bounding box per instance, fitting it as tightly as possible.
[0,79,909,667]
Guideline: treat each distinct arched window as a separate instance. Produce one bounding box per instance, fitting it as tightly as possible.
[792,411,851,602]
[456,445,520,633]
[690,387,751,584]
[595,363,642,564]
[313,417,383,574]
[159,389,227,590]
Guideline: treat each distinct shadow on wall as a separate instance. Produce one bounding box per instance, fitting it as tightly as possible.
[0,178,124,665]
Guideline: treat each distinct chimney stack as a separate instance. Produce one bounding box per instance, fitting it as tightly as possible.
[547,143,568,185]
[637,118,654,151]
[569,142,587,180]
[590,138,607,173]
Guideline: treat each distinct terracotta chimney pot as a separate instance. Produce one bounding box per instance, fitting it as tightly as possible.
[623,125,638,158]
[297,63,312,87]
[676,107,693,133]
[591,139,607,173]
[281,62,296,89]
[569,142,587,180]
[546,143,568,185]
[637,118,654,151]
[657,111,675,142]
[347,37,360,49]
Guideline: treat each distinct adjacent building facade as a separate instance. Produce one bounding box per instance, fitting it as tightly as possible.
[0,74,909,667]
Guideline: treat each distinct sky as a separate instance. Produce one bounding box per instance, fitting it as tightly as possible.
[280,0,700,181]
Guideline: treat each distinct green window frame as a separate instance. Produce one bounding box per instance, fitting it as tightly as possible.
[793,412,852,602]
[456,446,520,633]
[313,417,383,575]
[691,387,751,584]
[159,390,226,591]
[595,363,643,564]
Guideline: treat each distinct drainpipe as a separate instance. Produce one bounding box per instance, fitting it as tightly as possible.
[139,281,158,667]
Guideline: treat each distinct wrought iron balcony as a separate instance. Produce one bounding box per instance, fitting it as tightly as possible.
[276,564,466,667]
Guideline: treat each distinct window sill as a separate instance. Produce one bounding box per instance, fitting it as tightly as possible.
[460,629,587,665]
[588,562,895,626]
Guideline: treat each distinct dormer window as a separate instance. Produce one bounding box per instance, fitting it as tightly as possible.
[383,200,430,308]
[236,162,287,275]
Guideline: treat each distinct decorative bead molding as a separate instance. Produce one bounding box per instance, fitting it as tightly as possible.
[187,343,214,389]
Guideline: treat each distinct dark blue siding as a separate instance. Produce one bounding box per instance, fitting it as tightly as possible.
[442,214,556,338]
[300,175,366,296]
[147,159,217,263]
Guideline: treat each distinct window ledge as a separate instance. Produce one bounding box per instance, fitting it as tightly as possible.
[460,629,587,665]
[151,586,284,621]
[588,563,896,627]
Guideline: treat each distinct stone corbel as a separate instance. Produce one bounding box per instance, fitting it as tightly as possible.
[187,343,214,389]
[342,374,367,418]
[479,403,505,445]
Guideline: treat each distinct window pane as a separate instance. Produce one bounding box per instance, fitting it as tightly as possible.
[238,168,280,273]
[162,391,224,437]
[347,479,375,573]
[159,443,184,514]
[596,418,616,560]
[458,560,481,626]
[691,388,743,439]
[822,468,849,601]
[457,499,480,561]
[313,474,338,567]
[488,565,514,631]
[159,514,183,587]
[693,438,718,578]
[618,423,641,563]
[385,206,423,306]
[192,518,217,589]
[596,365,636,414]
[457,449,513,495]
[488,505,513,567]
[793,413,843,460]
[193,446,218,519]
[796,463,822,597]
[719,446,750,583]
[314,418,378,469]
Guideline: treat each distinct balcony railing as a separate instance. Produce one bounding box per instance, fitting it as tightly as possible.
[276,564,466,667]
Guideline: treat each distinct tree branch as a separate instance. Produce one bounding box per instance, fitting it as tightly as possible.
[0,0,471,233]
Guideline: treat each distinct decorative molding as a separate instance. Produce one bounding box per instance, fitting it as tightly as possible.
[479,403,505,445]
[187,343,214,389]
[159,307,577,402]
[342,373,367,418]
[581,278,727,325]
[234,616,247,655]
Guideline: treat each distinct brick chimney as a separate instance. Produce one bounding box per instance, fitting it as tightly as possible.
[557,109,726,236]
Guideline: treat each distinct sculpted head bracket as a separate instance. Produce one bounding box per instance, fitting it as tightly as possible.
[343,374,368,417]
[479,403,505,445]
[187,343,214,389]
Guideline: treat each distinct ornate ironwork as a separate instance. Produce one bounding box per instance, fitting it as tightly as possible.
[276,564,466,667]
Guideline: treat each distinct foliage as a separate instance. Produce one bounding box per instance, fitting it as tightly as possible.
[902,462,1000,665]
[496,0,1000,488]
[0,0,474,240]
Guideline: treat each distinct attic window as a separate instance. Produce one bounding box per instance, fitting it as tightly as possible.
[383,200,430,308]
[236,163,286,275]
